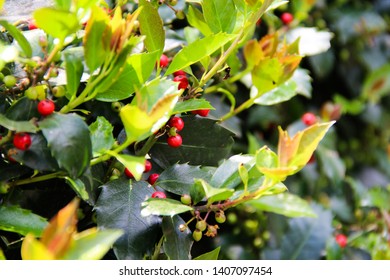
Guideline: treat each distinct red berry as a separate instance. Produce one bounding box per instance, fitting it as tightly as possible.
[173,75,189,90]
[28,19,38,30]
[148,173,159,185]
[159,54,169,68]
[151,191,166,199]
[301,112,317,126]
[173,70,186,77]
[168,116,184,132]
[167,134,182,148]
[281,12,294,25]
[124,167,134,179]
[335,234,348,248]
[144,160,152,173]
[37,99,55,116]
[196,109,210,117]
[13,133,32,150]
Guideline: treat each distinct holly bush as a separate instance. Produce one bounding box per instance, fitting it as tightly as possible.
[0,0,388,260]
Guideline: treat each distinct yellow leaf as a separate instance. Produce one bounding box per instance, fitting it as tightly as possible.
[277,126,303,167]
[21,234,55,260]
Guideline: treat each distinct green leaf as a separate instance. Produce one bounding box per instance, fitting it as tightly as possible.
[83,6,110,72]
[157,163,212,196]
[5,97,40,121]
[112,153,146,181]
[64,52,84,99]
[0,114,38,133]
[186,5,213,36]
[165,33,237,76]
[0,248,5,260]
[96,51,159,102]
[190,180,206,205]
[63,228,123,260]
[172,99,214,115]
[368,187,390,211]
[0,205,48,237]
[95,179,162,260]
[251,58,284,95]
[316,146,345,186]
[141,198,193,217]
[0,20,32,57]
[252,79,298,106]
[33,8,80,41]
[280,204,332,259]
[89,116,115,156]
[248,193,317,218]
[54,0,72,10]
[162,216,193,260]
[10,133,60,172]
[286,27,333,56]
[194,179,234,204]
[362,63,390,103]
[194,246,220,260]
[151,115,235,168]
[39,113,92,178]
[64,177,90,202]
[138,0,165,55]
[202,0,236,34]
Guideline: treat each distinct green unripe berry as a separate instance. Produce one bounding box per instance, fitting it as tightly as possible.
[35,85,46,100]
[0,72,4,81]
[180,194,192,205]
[196,220,207,232]
[192,229,202,242]
[109,175,119,181]
[52,86,65,98]
[3,75,17,88]
[215,211,226,224]
[25,87,38,100]
[175,10,185,20]
[111,101,122,112]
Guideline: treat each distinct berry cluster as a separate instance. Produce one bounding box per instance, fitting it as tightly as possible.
[166,116,185,148]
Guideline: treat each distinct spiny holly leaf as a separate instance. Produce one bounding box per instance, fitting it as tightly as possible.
[95,178,162,260]
[157,163,213,196]
[162,215,193,260]
[141,198,193,217]
[0,205,48,237]
[39,113,92,179]
[151,115,235,168]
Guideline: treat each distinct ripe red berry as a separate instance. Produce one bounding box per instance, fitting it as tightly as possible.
[173,75,189,90]
[335,234,348,248]
[28,19,38,30]
[13,132,32,150]
[151,191,166,199]
[168,116,184,132]
[148,173,159,185]
[301,112,317,126]
[159,54,169,68]
[281,12,294,25]
[167,134,182,148]
[173,70,186,77]
[37,99,55,116]
[196,109,210,117]
[124,167,134,179]
[144,160,152,173]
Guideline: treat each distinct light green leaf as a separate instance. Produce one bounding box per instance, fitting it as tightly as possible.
[362,63,390,103]
[248,192,317,218]
[165,33,237,75]
[64,52,84,99]
[0,205,48,237]
[194,179,234,204]
[63,228,123,260]
[187,5,212,36]
[138,0,165,55]
[193,246,220,260]
[141,198,193,217]
[252,79,298,106]
[251,58,284,95]
[201,0,236,34]
[0,114,38,133]
[172,99,214,114]
[33,8,80,41]
[64,177,90,201]
[89,116,115,156]
[0,20,32,57]
[111,153,145,181]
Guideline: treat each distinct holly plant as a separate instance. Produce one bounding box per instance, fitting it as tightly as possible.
[0,0,335,260]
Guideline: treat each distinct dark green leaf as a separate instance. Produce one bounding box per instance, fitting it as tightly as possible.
[162,216,193,260]
[33,8,80,41]
[165,33,237,76]
[172,99,214,115]
[39,113,92,178]
[5,97,39,121]
[202,0,236,34]
[138,0,165,55]
[248,193,317,218]
[0,20,32,57]
[150,115,235,168]
[0,205,48,237]
[95,179,162,260]
[64,52,84,99]
[0,114,38,133]
[89,116,115,156]
[0,159,31,181]
[157,163,212,195]
[190,180,206,205]
[141,198,193,217]
[280,204,332,259]
[10,133,60,172]
[194,246,220,260]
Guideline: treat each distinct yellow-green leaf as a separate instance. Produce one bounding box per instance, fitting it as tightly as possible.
[110,153,146,181]
[21,234,55,260]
